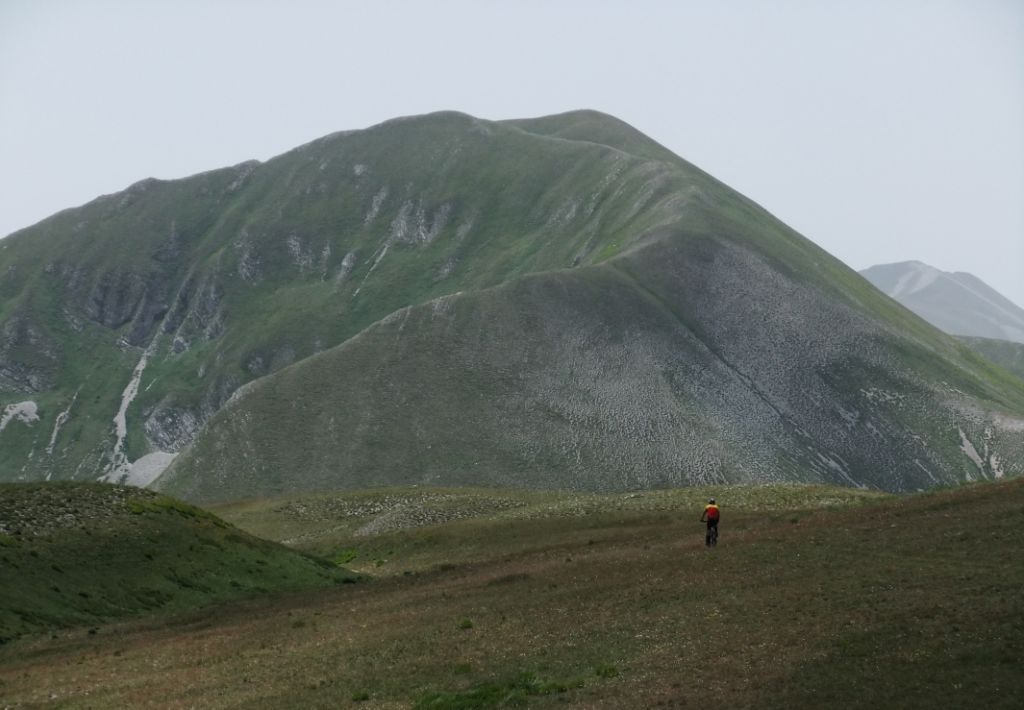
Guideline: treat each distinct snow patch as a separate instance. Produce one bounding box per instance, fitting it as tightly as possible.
[353,244,389,298]
[364,187,388,225]
[103,342,158,481]
[46,391,79,455]
[335,251,357,283]
[123,452,178,487]
[0,401,39,433]
[990,454,1005,479]
[958,426,984,480]
[913,459,938,484]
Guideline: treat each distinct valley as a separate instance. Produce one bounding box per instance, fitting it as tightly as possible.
[3,6,1021,709]
[2,479,1022,708]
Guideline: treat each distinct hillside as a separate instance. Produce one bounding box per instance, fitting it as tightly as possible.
[157,117,1024,502]
[959,336,1024,381]
[2,110,1023,499]
[0,483,353,642]
[860,261,1024,343]
[0,110,724,485]
[1,479,1022,707]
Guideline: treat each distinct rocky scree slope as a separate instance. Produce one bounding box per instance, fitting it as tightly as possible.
[2,110,1023,498]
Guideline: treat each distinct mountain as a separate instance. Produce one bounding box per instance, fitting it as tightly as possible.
[2,110,1023,501]
[0,482,352,642]
[860,261,1024,344]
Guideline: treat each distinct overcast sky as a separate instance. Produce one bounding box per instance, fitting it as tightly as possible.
[2,0,1022,305]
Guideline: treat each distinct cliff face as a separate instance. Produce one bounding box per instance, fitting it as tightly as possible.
[2,111,1023,499]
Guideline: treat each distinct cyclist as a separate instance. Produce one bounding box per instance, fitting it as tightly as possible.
[700,498,720,547]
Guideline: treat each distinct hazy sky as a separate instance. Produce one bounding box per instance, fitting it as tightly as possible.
[2,0,1022,305]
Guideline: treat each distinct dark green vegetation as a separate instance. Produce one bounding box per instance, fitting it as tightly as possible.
[1,479,1022,708]
[0,483,353,643]
[960,336,1024,381]
[2,109,1023,497]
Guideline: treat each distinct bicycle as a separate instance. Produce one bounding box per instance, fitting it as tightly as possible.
[704,522,718,547]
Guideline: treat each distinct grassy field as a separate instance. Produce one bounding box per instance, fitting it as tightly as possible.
[1,479,1022,708]
[0,483,355,643]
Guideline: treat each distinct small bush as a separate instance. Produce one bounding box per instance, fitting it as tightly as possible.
[351,690,370,702]
[459,618,474,630]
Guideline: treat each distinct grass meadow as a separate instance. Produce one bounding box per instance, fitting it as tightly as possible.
[1,479,1022,707]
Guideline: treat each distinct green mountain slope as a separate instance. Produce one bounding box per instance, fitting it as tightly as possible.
[158,233,1024,502]
[0,482,352,642]
[959,336,1024,380]
[3,110,1023,499]
[0,111,711,484]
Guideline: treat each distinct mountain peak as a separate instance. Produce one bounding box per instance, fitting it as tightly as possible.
[502,109,681,163]
[861,261,1024,343]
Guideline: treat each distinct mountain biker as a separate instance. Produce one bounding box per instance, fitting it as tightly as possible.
[700,498,720,547]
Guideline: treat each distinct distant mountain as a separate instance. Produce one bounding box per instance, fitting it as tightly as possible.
[860,261,1024,344]
[2,111,1023,502]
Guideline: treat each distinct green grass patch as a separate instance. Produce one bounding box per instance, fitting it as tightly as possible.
[415,672,588,709]
[331,548,359,565]
[0,482,353,643]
